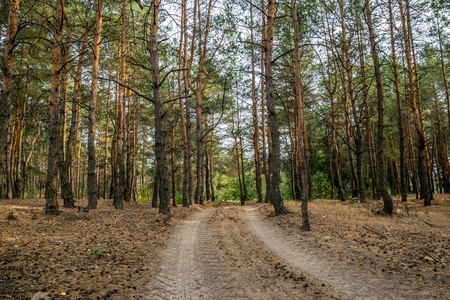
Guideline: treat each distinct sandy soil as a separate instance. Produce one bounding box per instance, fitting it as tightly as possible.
[1,194,449,299]
[258,195,449,299]
[0,197,200,299]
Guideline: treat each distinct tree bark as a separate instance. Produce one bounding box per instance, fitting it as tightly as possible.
[237,95,247,205]
[398,0,432,205]
[124,88,133,203]
[323,10,345,202]
[103,75,111,199]
[46,0,63,215]
[365,0,393,215]
[265,0,288,215]
[432,78,450,192]
[179,0,189,207]
[291,0,309,230]
[389,0,407,202]
[210,114,215,202]
[114,0,127,210]
[260,0,269,203]
[150,0,171,215]
[0,0,20,199]
[250,0,263,203]
[87,0,104,210]
[339,0,365,202]
[152,161,159,208]
[436,20,450,141]
[171,109,177,206]
[185,0,213,206]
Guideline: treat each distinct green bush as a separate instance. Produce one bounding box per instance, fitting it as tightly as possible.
[26,193,39,199]
[215,174,257,202]
[312,171,332,199]
[138,187,153,202]
[175,193,183,205]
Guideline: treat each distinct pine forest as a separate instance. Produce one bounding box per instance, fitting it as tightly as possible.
[0,0,449,298]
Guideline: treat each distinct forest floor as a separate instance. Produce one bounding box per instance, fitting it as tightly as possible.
[0,194,448,299]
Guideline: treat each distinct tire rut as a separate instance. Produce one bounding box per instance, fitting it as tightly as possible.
[141,208,249,299]
[242,206,422,300]
[210,206,332,299]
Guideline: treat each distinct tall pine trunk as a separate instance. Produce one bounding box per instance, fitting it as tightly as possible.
[339,0,364,202]
[389,0,407,202]
[250,0,263,203]
[265,0,287,215]
[365,0,393,214]
[150,0,171,215]
[398,0,432,205]
[114,0,127,210]
[46,0,63,215]
[0,0,20,198]
[291,0,309,229]
[87,0,104,210]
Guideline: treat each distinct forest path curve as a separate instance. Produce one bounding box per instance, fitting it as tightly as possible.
[139,204,431,300]
[242,206,423,300]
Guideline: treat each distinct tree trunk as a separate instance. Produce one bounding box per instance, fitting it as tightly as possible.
[22,114,40,199]
[185,0,213,206]
[179,0,189,207]
[265,0,287,215]
[11,44,26,199]
[260,0,269,204]
[291,0,309,229]
[250,0,263,203]
[365,0,393,214]
[339,0,365,202]
[433,78,450,192]
[150,0,171,215]
[389,0,407,202]
[398,0,432,205]
[124,88,133,203]
[232,102,244,205]
[59,25,90,208]
[436,21,450,141]
[356,7,377,199]
[238,97,247,205]
[114,0,127,210]
[171,109,177,206]
[210,115,215,202]
[324,11,345,202]
[0,0,20,199]
[87,0,104,210]
[152,162,159,208]
[103,75,111,199]
[45,0,63,215]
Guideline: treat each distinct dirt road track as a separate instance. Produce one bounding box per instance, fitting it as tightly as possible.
[242,206,420,300]
[139,205,429,299]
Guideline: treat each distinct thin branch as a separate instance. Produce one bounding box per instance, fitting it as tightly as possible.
[98,76,153,103]
[422,248,441,263]
[305,102,357,153]
[159,68,189,87]
[272,48,294,64]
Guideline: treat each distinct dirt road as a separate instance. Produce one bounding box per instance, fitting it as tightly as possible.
[140,204,429,300]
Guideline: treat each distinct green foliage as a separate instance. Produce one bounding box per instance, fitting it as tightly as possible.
[176,193,183,205]
[89,246,106,257]
[280,179,294,200]
[74,191,86,200]
[26,193,39,200]
[311,171,332,199]
[215,174,257,202]
[138,188,153,203]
